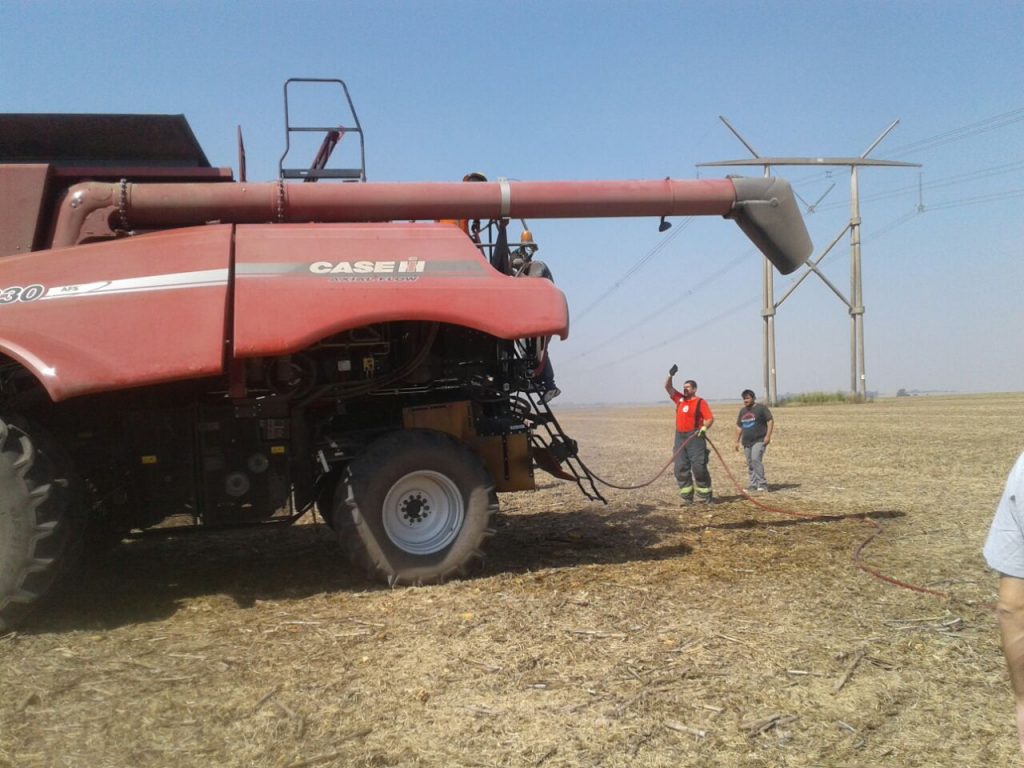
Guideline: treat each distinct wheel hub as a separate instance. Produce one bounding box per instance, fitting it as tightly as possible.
[400,492,431,524]
[382,470,464,555]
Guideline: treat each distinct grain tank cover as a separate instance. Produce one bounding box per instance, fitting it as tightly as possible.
[0,114,212,168]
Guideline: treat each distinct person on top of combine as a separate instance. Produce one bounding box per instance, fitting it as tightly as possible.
[665,369,713,504]
[438,171,489,241]
[511,231,559,403]
[438,172,560,403]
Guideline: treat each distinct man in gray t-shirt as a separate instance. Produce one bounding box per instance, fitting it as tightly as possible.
[734,389,773,492]
[983,450,1024,754]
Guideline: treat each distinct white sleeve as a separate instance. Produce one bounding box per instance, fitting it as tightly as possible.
[983,452,1024,578]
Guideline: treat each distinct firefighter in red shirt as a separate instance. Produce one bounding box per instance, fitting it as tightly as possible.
[665,366,714,504]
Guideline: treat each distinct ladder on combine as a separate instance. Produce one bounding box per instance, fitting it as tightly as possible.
[522,390,606,505]
[278,78,366,182]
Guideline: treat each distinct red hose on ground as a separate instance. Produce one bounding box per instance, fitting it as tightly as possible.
[578,432,949,599]
[577,432,699,491]
[704,436,949,599]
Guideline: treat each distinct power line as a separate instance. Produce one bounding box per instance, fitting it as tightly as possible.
[886,107,1024,157]
[923,187,1024,211]
[816,159,1024,212]
[866,209,921,240]
[568,295,760,374]
[572,217,694,324]
[563,251,748,363]
[784,108,1024,190]
[861,186,1024,241]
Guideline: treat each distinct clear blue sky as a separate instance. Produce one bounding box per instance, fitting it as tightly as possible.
[2,1,1022,403]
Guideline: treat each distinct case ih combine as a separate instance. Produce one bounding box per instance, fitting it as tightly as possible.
[0,80,811,630]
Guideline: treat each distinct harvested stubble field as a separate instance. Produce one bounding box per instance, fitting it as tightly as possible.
[1,393,1021,768]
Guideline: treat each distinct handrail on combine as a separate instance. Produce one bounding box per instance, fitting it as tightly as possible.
[278,78,366,182]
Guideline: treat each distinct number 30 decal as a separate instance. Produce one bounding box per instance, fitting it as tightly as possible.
[0,285,44,304]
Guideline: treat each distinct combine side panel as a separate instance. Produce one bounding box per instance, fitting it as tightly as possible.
[232,222,569,357]
[0,164,51,257]
[0,226,232,400]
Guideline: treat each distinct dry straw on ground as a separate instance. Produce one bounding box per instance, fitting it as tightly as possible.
[1,393,1020,767]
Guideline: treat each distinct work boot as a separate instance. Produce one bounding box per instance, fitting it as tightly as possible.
[678,488,693,506]
[541,387,561,404]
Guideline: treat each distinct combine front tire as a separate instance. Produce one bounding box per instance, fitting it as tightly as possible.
[337,430,497,586]
[0,417,80,632]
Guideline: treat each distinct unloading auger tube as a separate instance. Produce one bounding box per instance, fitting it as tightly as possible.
[52,177,812,273]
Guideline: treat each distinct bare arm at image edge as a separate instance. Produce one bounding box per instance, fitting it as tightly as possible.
[997,575,1024,754]
[984,451,1024,753]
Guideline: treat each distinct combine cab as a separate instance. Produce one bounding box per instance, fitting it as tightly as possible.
[0,79,812,629]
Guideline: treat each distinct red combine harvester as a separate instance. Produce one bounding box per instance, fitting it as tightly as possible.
[0,79,812,629]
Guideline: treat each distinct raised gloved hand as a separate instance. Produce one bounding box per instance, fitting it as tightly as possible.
[669,364,678,376]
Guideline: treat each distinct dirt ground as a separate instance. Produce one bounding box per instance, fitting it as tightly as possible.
[1,393,1021,768]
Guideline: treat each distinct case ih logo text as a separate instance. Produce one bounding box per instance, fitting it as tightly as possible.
[309,259,426,275]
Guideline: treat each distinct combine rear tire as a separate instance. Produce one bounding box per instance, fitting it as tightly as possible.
[337,430,497,586]
[0,417,80,632]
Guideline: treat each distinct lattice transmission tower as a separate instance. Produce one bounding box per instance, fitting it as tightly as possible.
[699,118,920,404]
